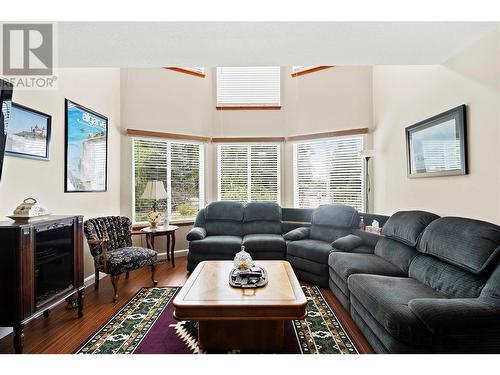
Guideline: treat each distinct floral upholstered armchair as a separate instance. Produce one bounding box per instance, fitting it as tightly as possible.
[84,216,158,302]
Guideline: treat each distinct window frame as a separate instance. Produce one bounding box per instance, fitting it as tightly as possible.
[131,137,205,225]
[217,142,281,204]
[292,134,365,211]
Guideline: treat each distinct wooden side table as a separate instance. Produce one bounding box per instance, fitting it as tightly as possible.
[140,225,179,267]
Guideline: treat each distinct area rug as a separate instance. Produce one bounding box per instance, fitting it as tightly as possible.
[77,286,358,354]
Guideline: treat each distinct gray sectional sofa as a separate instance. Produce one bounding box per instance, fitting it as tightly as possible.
[186,201,500,353]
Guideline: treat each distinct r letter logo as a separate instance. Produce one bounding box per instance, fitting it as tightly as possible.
[3,24,53,76]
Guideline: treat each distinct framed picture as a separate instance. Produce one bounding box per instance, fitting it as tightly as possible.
[5,103,51,161]
[406,105,467,178]
[65,99,108,192]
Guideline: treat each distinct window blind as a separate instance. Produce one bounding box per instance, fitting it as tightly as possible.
[133,139,204,223]
[216,66,281,107]
[294,136,364,211]
[218,144,280,203]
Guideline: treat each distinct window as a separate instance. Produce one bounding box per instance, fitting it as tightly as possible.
[133,138,204,223]
[218,144,280,203]
[216,66,281,108]
[293,136,364,211]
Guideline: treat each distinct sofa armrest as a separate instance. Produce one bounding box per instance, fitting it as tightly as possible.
[283,227,310,241]
[409,298,500,334]
[186,227,207,241]
[331,234,363,251]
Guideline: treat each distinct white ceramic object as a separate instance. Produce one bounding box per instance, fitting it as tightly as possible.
[8,198,49,221]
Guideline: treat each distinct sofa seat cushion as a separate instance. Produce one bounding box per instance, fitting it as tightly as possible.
[242,234,286,253]
[287,239,333,264]
[348,274,446,346]
[98,247,157,275]
[329,252,406,285]
[189,235,242,255]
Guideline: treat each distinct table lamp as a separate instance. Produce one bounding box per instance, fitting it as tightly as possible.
[141,180,168,228]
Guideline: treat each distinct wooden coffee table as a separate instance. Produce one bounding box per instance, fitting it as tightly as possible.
[173,260,307,351]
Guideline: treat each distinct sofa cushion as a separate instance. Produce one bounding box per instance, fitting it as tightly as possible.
[205,201,244,221]
[348,274,446,346]
[287,239,333,264]
[311,204,360,228]
[374,237,419,273]
[100,247,157,275]
[244,202,281,222]
[418,217,500,274]
[382,210,439,247]
[242,234,286,253]
[329,252,406,285]
[283,227,310,241]
[243,221,282,235]
[188,235,242,255]
[205,221,243,237]
[409,254,487,298]
[331,234,363,251]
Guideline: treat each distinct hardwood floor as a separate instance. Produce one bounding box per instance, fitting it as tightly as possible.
[0,256,373,354]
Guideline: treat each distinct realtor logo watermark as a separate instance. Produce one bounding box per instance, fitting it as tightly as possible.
[2,23,57,89]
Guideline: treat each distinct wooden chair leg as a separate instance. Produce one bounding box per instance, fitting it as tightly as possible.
[125,271,130,279]
[94,266,100,291]
[111,274,120,302]
[151,264,158,286]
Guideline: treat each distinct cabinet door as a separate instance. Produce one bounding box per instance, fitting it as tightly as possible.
[20,226,35,320]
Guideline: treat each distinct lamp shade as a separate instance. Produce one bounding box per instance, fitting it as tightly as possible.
[359,149,375,158]
[141,180,168,200]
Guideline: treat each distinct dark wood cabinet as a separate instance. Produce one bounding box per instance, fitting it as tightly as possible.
[0,215,85,353]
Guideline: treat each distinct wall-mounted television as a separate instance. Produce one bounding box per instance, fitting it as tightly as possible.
[1,79,14,181]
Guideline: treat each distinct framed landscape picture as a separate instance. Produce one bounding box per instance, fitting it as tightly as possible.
[406,105,467,178]
[65,99,108,192]
[5,103,51,160]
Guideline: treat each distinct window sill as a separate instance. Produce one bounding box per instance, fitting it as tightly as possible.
[291,66,334,77]
[216,106,281,111]
[132,220,194,230]
[163,67,205,78]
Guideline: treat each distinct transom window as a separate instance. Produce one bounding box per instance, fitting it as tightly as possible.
[293,136,364,211]
[216,66,281,108]
[133,138,204,223]
[217,143,280,203]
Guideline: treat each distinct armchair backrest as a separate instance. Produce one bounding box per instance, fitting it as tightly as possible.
[243,202,282,235]
[310,204,360,243]
[204,201,244,236]
[84,216,133,256]
[409,216,500,298]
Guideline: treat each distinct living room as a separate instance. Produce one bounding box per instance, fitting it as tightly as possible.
[1,1,499,373]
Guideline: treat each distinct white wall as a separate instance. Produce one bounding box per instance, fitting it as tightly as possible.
[0,68,122,278]
[372,28,500,223]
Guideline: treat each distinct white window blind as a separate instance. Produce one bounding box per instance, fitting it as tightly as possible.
[294,136,364,211]
[216,66,281,107]
[218,144,280,203]
[133,139,204,223]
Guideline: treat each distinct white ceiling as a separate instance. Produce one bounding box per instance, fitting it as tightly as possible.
[57,22,498,67]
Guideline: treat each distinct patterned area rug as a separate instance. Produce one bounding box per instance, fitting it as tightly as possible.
[77,286,358,354]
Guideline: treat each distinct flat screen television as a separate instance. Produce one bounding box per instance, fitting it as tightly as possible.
[1,79,14,181]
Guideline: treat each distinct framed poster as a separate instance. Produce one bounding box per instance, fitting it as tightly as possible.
[406,105,467,178]
[5,103,51,160]
[65,99,108,192]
